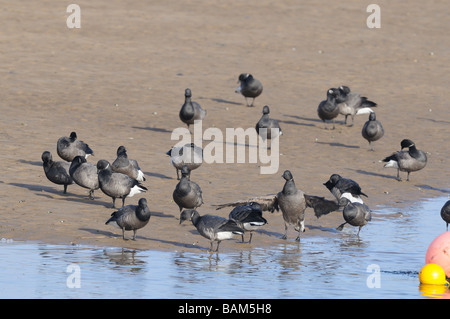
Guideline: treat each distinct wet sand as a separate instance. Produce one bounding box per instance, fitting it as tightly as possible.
[0,1,449,253]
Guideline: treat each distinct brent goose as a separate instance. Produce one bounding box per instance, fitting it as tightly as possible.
[41,151,73,194]
[180,209,244,252]
[255,105,283,140]
[441,200,450,230]
[228,202,268,243]
[69,156,99,200]
[336,86,377,126]
[97,160,147,208]
[361,112,384,151]
[317,88,340,129]
[105,198,151,240]
[179,88,206,128]
[235,73,263,107]
[324,174,368,204]
[214,171,339,241]
[381,139,427,181]
[336,197,372,236]
[173,166,203,211]
[57,131,94,162]
[166,143,203,180]
[112,146,146,182]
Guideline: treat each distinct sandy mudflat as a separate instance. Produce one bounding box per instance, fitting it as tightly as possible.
[0,1,448,253]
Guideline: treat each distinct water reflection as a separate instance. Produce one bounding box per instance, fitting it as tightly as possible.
[1,196,449,298]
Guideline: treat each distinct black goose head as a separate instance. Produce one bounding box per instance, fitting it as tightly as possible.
[180,165,191,178]
[185,88,192,98]
[116,145,127,156]
[368,112,377,121]
[41,151,53,164]
[400,139,415,150]
[282,170,294,181]
[238,73,252,83]
[326,88,339,100]
[138,198,148,208]
[69,132,77,141]
[262,105,270,115]
[179,209,198,224]
[323,174,341,190]
[96,159,111,172]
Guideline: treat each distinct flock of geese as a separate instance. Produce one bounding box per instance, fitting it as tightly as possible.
[41,73,440,252]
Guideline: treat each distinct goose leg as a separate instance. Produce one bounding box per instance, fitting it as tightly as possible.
[112,197,116,208]
[132,230,137,240]
[396,169,402,181]
[336,222,347,231]
[357,226,362,237]
[248,232,253,244]
[282,223,288,240]
[122,228,126,240]
[63,184,68,194]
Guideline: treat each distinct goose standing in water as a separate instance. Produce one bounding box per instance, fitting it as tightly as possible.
[214,171,340,241]
[235,73,263,107]
[381,139,427,181]
[180,209,244,252]
[440,200,450,231]
[105,198,151,240]
[336,197,372,236]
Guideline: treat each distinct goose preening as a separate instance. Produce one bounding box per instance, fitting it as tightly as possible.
[41,151,73,194]
[317,88,340,130]
[235,73,263,107]
[166,143,203,180]
[381,139,427,181]
[112,146,146,182]
[179,88,206,129]
[173,166,203,211]
[69,156,99,200]
[324,174,368,204]
[361,112,384,151]
[214,170,340,241]
[228,202,268,243]
[335,86,377,126]
[105,198,151,240]
[97,160,147,208]
[336,197,372,236]
[179,209,244,252]
[56,131,94,162]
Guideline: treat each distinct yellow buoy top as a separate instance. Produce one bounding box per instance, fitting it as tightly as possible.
[419,263,449,285]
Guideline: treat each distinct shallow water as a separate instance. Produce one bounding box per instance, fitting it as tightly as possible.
[1,196,449,299]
